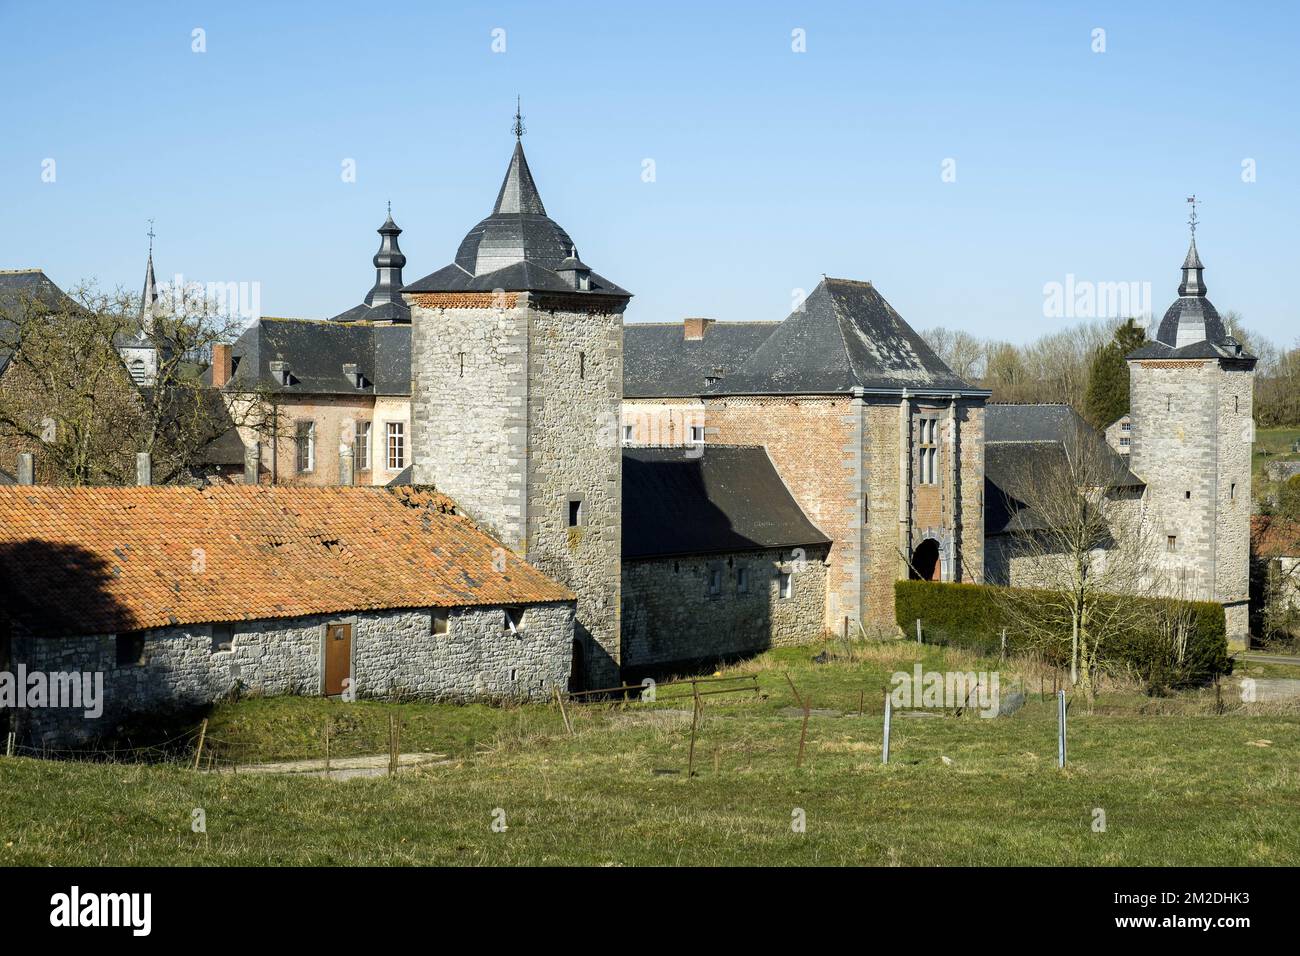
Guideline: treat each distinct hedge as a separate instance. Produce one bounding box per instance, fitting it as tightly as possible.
[895,579,1230,689]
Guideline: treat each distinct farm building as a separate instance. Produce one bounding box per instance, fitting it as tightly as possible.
[0,484,575,746]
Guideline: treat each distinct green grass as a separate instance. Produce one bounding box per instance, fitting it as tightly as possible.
[1253,426,1300,482]
[1,641,1298,866]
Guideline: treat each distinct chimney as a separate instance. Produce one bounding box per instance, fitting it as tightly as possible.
[16,453,34,485]
[136,452,152,486]
[244,444,260,485]
[339,444,355,487]
[211,343,233,388]
[684,318,714,341]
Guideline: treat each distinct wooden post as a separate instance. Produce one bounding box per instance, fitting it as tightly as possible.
[1057,690,1067,769]
[324,720,331,775]
[1000,628,1007,658]
[916,618,922,644]
[687,684,701,777]
[795,697,811,769]
[882,693,893,764]
[783,671,803,709]
[388,714,396,777]
[554,688,574,736]
[192,718,208,771]
[5,731,14,757]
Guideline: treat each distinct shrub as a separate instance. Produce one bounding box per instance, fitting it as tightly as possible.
[895,579,1229,689]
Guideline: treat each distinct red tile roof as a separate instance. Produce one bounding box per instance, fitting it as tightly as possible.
[0,485,573,636]
[1251,515,1300,559]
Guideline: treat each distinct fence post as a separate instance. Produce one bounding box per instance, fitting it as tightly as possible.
[192,718,208,771]
[1057,690,1067,768]
[916,618,922,644]
[324,720,331,776]
[687,684,701,777]
[882,693,893,764]
[4,731,14,757]
[1000,628,1007,658]
[795,696,811,769]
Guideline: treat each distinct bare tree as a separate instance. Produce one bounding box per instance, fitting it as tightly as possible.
[990,417,1161,703]
[0,280,274,485]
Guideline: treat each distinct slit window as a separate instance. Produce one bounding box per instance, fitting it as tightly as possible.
[579,351,585,379]
[777,571,793,600]
[568,499,583,528]
[737,567,750,594]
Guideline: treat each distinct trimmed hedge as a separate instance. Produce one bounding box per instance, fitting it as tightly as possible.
[895,579,1230,689]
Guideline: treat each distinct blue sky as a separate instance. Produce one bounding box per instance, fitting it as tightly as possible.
[1,0,1296,344]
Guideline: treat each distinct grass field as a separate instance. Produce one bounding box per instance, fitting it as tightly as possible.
[1,641,1297,866]
[1253,426,1300,483]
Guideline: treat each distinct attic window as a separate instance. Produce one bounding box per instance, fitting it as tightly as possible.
[116,631,146,667]
[342,363,364,388]
[270,360,292,386]
[579,275,590,291]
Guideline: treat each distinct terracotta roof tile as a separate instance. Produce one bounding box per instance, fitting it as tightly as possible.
[0,485,573,636]
[1252,515,1300,559]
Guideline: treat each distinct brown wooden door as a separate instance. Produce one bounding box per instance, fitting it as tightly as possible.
[324,624,352,696]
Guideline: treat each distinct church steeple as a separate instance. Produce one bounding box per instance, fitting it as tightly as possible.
[141,220,159,330]
[364,203,407,308]
[1178,195,1206,297]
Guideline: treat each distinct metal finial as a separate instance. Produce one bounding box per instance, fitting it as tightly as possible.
[146,218,156,255]
[1186,194,1200,237]
[512,95,526,139]
[387,199,391,216]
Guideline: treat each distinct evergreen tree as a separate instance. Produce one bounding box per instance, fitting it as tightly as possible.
[1084,319,1147,428]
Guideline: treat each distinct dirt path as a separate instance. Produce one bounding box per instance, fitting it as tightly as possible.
[222,752,450,781]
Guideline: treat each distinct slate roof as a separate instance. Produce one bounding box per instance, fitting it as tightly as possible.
[624,321,779,398]
[0,485,574,637]
[984,404,1144,536]
[326,212,411,324]
[622,445,830,559]
[708,277,981,396]
[228,317,410,396]
[404,140,629,300]
[0,269,77,374]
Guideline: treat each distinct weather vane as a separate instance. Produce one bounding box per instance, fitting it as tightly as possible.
[512,95,526,139]
[1186,194,1200,237]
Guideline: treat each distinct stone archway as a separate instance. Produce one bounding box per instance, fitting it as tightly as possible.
[910,538,942,582]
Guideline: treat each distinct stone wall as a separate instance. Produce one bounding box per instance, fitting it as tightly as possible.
[621,545,829,674]
[9,601,574,747]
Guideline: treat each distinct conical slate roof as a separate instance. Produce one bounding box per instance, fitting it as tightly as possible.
[404,139,628,298]
[1129,235,1249,361]
[707,277,976,395]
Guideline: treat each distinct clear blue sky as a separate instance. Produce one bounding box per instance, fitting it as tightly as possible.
[1,0,1296,345]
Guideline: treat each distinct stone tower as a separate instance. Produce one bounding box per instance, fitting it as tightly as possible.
[403,130,630,688]
[1127,227,1255,646]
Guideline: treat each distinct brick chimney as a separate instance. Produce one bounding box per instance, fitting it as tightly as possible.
[683,317,714,341]
[211,343,233,388]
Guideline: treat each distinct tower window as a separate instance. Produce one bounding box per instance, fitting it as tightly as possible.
[458,352,465,378]
[1231,482,1237,501]
[918,418,939,485]
[622,424,634,442]
[1185,490,1191,500]
[689,425,705,445]
[1234,395,1239,413]
[567,498,583,527]
[579,351,586,380]
[1167,535,1178,553]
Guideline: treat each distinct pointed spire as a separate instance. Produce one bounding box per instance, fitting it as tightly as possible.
[492,138,547,216]
[141,220,158,331]
[512,95,526,140]
[365,205,407,307]
[1178,197,1207,297]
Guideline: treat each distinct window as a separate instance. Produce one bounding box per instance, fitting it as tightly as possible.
[708,568,722,597]
[579,351,586,379]
[689,425,705,445]
[458,352,465,378]
[568,498,583,528]
[116,631,145,667]
[737,567,750,594]
[1234,395,1239,413]
[296,421,315,473]
[623,424,634,442]
[1167,535,1178,553]
[211,623,233,653]
[356,421,372,471]
[1121,420,1131,432]
[1119,437,1130,448]
[777,571,793,600]
[431,610,449,635]
[1185,490,1191,499]
[919,418,939,485]
[386,422,406,470]
[504,607,526,634]
[1231,482,1237,501]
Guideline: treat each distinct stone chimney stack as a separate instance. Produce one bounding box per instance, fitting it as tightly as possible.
[136,452,152,486]
[683,317,714,341]
[244,444,260,484]
[211,343,233,388]
[16,453,34,485]
[339,444,355,487]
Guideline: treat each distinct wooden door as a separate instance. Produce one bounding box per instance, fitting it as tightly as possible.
[324,623,352,696]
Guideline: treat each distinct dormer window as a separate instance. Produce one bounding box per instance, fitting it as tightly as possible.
[342,362,364,389]
[270,360,292,386]
[578,274,590,291]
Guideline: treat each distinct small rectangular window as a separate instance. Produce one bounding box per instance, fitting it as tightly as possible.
[211,622,233,653]
[296,420,315,473]
[568,499,583,527]
[1231,482,1237,501]
[737,567,749,594]
[356,421,372,471]
[708,569,722,596]
[1185,490,1191,499]
[116,631,146,667]
[579,351,586,379]
[689,425,705,445]
[777,571,792,600]
[1167,535,1178,554]
[622,424,634,442]
[504,606,525,634]
[431,610,449,635]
